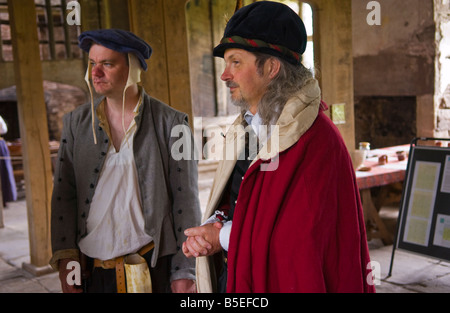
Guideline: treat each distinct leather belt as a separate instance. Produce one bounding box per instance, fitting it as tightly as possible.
[93,241,155,293]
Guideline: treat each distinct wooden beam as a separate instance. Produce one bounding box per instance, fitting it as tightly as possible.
[102,0,130,30]
[8,0,53,275]
[79,0,102,31]
[129,0,194,128]
[162,0,194,120]
[211,1,236,116]
[129,0,170,104]
[307,0,355,151]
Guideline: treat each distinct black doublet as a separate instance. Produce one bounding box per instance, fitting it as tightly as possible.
[228,122,259,223]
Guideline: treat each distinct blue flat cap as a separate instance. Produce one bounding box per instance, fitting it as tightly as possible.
[79,29,152,71]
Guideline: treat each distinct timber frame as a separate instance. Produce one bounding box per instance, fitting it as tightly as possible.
[2,0,355,276]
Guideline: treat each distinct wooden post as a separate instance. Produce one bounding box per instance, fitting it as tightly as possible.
[163,0,193,120]
[129,0,170,104]
[8,0,53,276]
[211,1,236,116]
[307,0,355,151]
[102,0,130,30]
[129,0,194,128]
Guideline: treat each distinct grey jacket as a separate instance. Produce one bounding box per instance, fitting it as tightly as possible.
[50,89,201,282]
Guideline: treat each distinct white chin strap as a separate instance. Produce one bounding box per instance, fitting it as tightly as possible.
[84,53,142,145]
[122,53,142,141]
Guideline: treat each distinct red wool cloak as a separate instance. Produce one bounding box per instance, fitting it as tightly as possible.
[226,111,376,293]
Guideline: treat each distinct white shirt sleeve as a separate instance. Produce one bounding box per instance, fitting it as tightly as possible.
[0,116,7,135]
[201,210,227,225]
[219,221,232,251]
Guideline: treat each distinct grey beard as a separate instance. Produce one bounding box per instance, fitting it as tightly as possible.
[227,81,251,111]
[232,95,281,126]
[231,97,250,111]
[231,95,280,126]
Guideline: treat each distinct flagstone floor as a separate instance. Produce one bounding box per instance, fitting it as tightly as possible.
[1,199,449,293]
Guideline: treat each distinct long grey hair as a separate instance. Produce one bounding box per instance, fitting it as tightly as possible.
[235,52,314,126]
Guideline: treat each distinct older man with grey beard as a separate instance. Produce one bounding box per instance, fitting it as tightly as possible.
[182,1,376,294]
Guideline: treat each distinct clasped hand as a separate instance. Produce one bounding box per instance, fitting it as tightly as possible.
[182,222,223,258]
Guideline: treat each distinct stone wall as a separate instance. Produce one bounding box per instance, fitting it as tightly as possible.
[353,0,450,142]
[44,81,87,141]
[352,0,436,145]
[354,96,416,149]
[353,0,435,97]
[435,0,450,138]
[0,81,87,142]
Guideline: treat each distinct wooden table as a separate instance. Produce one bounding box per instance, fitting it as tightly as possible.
[356,144,410,245]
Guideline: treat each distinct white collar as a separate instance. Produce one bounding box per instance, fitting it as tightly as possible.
[244,111,262,137]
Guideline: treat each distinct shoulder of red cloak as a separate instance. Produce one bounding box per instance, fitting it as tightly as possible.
[227,111,375,293]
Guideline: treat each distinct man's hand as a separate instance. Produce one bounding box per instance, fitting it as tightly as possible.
[182,222,223,258]
[171,279,197,293]
[58,258,83,293]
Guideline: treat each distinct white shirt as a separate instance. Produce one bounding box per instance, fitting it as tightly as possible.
[217,111,265,251]
[78,101,152,260]
[244,111,261,136]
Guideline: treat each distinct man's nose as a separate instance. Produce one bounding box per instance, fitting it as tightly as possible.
[92,65,104,77]
[221,67,232,82]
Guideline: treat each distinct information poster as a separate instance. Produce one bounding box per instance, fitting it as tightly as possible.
[396,142,450,263]
[433,214,450,248]
[441,155,450,193]
[403,161,440,246]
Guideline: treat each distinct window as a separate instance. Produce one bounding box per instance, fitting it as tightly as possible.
[0,1,12,61]
[0,0,82,62]
[251,1,315,73]
[299,2,315,72]
[35,0,82,60]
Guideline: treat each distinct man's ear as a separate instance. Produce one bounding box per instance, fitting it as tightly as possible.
[267,57,281,79]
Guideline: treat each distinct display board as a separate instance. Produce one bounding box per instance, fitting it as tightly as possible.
[391,138,450,273]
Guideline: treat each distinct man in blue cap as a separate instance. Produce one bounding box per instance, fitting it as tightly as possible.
[50,29,201,293]
[183,1,375,293]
